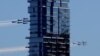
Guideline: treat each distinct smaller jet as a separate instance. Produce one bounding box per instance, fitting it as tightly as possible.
[18,19,22,21]
[23,18,30,24]
[12,19,23,24]
[81,41,87,46]
[12,21,17,23]
[11,18,30,24]
[73,41,87,46]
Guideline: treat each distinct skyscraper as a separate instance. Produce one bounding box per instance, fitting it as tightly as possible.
[26,0,70,56]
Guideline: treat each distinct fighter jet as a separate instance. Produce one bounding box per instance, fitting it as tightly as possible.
[11,18,29,24]
[12,19,23,24]
[12,21,17,23]
[23,18,30,24]
[73,41,87,46]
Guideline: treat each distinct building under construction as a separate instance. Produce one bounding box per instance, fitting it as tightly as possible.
[26,0,70,56]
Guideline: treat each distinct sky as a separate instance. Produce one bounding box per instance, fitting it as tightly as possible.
[0,0,29,56]
[0,0,100,56]
[70,0,100,56]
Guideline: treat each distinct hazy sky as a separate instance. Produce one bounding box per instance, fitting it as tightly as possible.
[71,0,100,56]
[0,0,29,56]
[0,0,100,56]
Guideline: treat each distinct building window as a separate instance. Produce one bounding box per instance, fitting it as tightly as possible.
[28,7,38,13]
[47,0,56,2]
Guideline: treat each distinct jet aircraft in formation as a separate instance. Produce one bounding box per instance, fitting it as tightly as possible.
[12,18,30,24]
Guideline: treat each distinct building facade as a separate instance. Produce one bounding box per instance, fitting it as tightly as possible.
[27,0,70,56]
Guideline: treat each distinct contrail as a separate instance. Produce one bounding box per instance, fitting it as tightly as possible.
[70,43,78,47]
[0,20,17,27]
[0,44,77,54]
[0,46,28,53]
[0,22,15,27]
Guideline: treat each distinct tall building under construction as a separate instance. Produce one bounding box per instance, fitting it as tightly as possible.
[26,0,70,56]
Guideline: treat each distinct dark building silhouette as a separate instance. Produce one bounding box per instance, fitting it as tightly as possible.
[26,0,70,56]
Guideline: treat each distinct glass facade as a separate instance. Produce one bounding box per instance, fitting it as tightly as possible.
[27,0,70,56]
[46,0,70,35]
